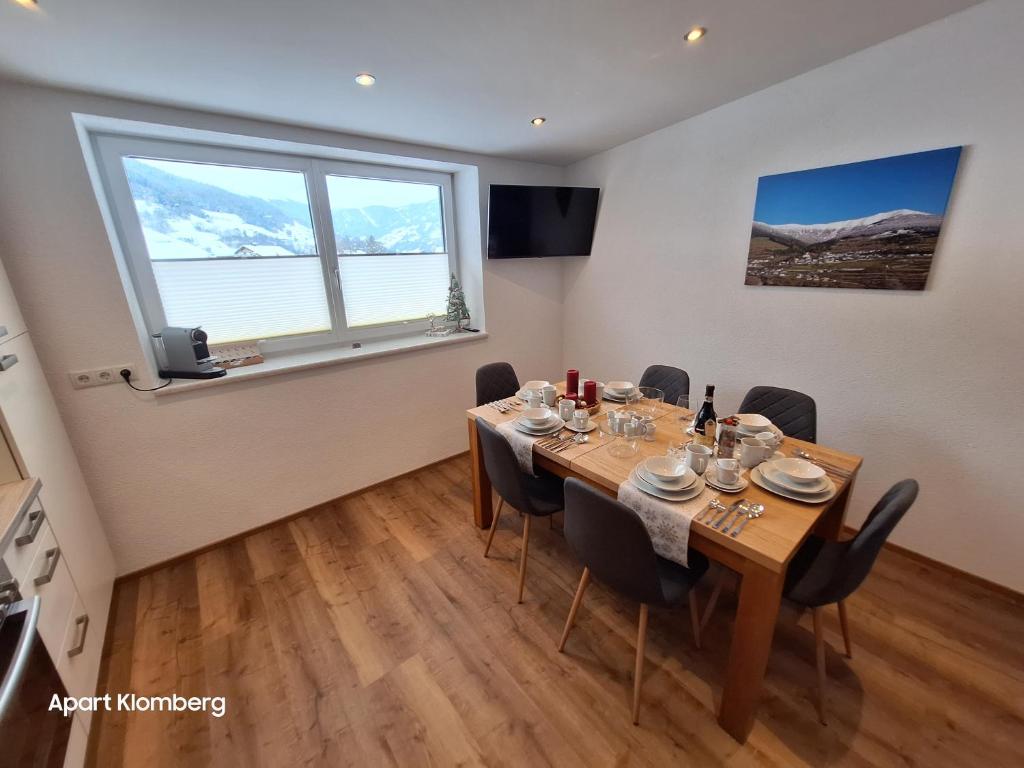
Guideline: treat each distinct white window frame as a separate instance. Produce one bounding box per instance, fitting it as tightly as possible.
[91,133,459,354]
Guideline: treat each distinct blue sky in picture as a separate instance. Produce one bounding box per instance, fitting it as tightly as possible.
[753,147,962,225]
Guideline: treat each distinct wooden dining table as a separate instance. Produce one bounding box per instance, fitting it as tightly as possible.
[466,386,862,743]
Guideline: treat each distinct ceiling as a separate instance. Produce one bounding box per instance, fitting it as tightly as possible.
[0,0,984,165]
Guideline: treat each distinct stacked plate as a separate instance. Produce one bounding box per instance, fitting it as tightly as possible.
[604,380,638,402]
[750,457,836,503]
[513,406,564,436]
[735,413,785,443]
[515,380,550,401]
[630,456,705,502]
[704,465,748,493]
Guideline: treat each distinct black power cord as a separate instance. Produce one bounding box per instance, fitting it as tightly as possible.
[120,368,172,392]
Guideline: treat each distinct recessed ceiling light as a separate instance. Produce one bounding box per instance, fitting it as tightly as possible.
[685,27,706,43]
[12,0,39,8]
[354,73,376,87]
[530,117,547,127]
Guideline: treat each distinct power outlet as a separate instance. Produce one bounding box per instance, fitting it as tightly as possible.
[69,365,136,389]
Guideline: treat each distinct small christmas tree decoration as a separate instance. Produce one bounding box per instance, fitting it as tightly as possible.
[445,273,471,330]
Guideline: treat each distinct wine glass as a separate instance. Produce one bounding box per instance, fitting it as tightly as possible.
[675,394,693,449]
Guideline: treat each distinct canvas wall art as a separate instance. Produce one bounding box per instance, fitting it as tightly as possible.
[745,147,962,290]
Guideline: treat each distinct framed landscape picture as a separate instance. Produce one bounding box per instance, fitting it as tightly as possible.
[745,147,962,290]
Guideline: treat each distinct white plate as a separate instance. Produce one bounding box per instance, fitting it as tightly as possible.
[565,422,597,433]
[637,464,697,491]
[521,380,550,391]
[514,416,565,435]
[606,380,634,392]
[737,423,785,442]
[703,468,749,493]
[760,461,830,493]
[750,465,836,503]
[630,467,706,502]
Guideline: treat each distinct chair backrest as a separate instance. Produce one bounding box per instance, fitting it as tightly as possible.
[639,365,690,406]
[563,478,665,605]
[476,362,520,407]
[475,418,534,514]
[791,480,918,606]
[739,385,817,443]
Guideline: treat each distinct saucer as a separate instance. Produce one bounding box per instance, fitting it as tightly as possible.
[565,422,597,433]
[703,469,748,493]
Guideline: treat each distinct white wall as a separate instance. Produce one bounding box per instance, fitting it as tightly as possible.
[564,0,1024,592]
[0,81,565,573]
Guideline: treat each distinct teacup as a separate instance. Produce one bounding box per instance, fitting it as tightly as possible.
[558,399,576,421]
[683,442,712,474]
[739,437,773,468]
[755,430,780,448]
[573,409,590,430]
[541,385,558,406]
[524,391,543,409]
[715,458,740,486]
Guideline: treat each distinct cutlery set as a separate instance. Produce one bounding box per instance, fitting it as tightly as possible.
[486,398,521,413]
[536,431,585,452]
[695,498,766,538]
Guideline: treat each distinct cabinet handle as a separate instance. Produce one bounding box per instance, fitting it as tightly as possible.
[15,509,45,547]
[0,354,17,371]
[67,613,90,658]
[33,547,60,586]
[0,579,19,605]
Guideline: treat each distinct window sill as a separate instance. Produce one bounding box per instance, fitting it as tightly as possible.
[152,330,488,397]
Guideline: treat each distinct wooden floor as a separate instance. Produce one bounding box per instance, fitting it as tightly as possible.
[88,456,1024,767]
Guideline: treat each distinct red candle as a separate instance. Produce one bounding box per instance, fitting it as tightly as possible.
[583,379,597,406]
[566,369,579,397]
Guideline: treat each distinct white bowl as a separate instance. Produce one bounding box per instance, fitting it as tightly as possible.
[643,456,687,483]
[520,407,553,426]
[737,413,773,432]
[606,380,635,393]
[522,380,550,391]
[770,457,826,484]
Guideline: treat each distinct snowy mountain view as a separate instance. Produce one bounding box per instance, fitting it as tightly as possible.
[123,158,445,260]
[744,147,961,291]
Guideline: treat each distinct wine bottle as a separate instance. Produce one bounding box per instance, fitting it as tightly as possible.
[693,385,717,446]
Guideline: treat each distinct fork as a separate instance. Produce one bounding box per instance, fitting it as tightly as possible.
[712,500,748,529]
[791,449,850,477]
[730,503,765,538]
[487,399,511,412]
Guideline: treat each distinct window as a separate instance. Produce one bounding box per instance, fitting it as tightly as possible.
[93,135,458,352]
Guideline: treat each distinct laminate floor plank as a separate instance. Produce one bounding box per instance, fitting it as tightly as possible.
[89,456,1024,767]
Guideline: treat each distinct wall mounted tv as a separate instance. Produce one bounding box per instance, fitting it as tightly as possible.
[487,185,600,258]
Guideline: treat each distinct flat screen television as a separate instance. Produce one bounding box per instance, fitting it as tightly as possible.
[487,185,600,258]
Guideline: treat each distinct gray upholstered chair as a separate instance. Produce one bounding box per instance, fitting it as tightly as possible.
[557,478,708,725]
[704,479,918,724]
[475,362,520,407]
[638,365,689,406]
[739,385,817,443]
[476,418,564,603]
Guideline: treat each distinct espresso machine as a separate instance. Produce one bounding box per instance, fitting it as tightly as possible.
[152,327,226,379]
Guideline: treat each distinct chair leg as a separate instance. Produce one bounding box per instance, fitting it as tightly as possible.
[483,498,505,558]
[812,606,828,725]
[700,568,729,633]
[632,603,649,725]
[688,587,702,650]
[837,600,853,659]
[516,514,532,604]
[558,567,591,652]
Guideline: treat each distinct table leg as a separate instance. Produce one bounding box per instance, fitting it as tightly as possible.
[718,561,784,742]
[468,418,492,529]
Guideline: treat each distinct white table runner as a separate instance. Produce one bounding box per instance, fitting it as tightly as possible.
[616,477,718,567]
[496,419,553,475]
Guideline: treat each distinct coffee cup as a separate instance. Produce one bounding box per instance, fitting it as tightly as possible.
[542,385,558,406]
[524,391,542,409]
[683,442,712,474]
[558,399,576,421]
[755,430,779,447]
[573,409,590,430]
[715,458,740,485]
[594,382,605,402]
[740,437,773,468]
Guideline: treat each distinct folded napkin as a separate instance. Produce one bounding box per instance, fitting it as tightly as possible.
[496,419,551,475]
[616,476,717,568]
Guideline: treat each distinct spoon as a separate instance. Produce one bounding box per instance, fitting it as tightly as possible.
[730,503,765,538]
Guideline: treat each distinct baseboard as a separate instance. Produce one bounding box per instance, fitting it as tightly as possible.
[843,525,1022,603]
[114,450,470,584]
